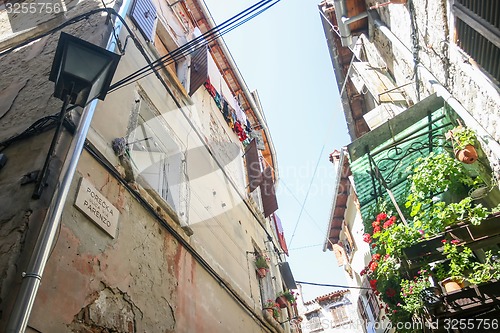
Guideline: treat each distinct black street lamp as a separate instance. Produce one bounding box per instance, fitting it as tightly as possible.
[7,32,120,333]
[49,32,120,107]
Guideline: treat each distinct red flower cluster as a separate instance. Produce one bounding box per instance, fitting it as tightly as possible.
[372,253,381,261]
[369,279,377,290]
[363,233,372,243]
[369,261,378,271]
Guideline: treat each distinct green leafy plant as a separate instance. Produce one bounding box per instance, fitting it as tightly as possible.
[412,197,488,236]
[276,290,296,305]
[263,299,280,319]
[254,254,270,269]
[447,125,477,151]
[441,239,474,282]
[467,250,500,285]
[400,269,432,314]
[406,152,478,205]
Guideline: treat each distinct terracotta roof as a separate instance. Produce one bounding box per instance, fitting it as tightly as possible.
[304,289,349,305]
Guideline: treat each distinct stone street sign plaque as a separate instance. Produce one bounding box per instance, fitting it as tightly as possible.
[75,177,119,238]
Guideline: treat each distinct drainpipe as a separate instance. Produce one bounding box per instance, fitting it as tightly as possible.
[332,0,367,47]
[5,1,132,332]
[372,16,500,164]
[196,1,279,179]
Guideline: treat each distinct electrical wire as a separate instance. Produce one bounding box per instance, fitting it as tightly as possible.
[108,0,277,88]
[295,280,371,290]
[107,0,281,93]
[288,145,326,247]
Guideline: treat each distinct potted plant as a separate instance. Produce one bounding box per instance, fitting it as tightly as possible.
[263,299,280,320]
[439,239,474,292]
[276,290,295,308]
[254,254,269,278]
[446,125,478,164]
[400,269,432,315]
[466,250,500,285]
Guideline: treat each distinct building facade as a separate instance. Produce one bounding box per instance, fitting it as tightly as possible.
[320,0,500,332]
[297,288,360,333]
[0,1,297,332]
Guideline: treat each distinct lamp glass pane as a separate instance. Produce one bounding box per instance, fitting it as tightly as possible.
[64,42,111,82]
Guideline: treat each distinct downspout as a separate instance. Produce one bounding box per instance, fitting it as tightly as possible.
[195,1,279,180]
[5,1,133,332]
[319,4,357,141]
[332,0,367,47]
[372,14,500,163]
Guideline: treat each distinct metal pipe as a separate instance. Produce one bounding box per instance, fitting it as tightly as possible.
[6,1,132,331]
[341,12,368,25]
[333,0,351,46]
[373,17,500,163]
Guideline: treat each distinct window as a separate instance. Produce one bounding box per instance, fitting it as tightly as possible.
[305,312,323,331]
[128,92,187,225]
[453,0,500,84]
[331,305,350,326]
[358,279,380,323]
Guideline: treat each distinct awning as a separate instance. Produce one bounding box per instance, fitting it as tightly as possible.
[278,262,297,290]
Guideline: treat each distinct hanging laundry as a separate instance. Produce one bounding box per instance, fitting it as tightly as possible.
[204,78,216,97]
[214,92,222,110]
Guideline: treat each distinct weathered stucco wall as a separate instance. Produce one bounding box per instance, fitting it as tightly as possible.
[25,152,269,333]
[0,0,287,332]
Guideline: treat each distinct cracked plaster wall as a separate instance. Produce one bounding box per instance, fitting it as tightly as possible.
[25,152,269,333]
[0,2,279,332]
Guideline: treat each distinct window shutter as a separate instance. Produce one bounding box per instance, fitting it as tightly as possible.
[453,0,500,83]
[189,46,208,96]
[131,0,157,42]
[244,139,262,192]
[261,167,278,217]
[343,222,356,252]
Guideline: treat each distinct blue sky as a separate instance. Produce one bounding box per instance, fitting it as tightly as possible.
[203,0,350,300]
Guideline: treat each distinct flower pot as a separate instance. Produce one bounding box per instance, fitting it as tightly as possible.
[275,295,288,308]
[455,144,478,164]
[256,267,267,278]
[441,278,464,293]
[263,308,274,318]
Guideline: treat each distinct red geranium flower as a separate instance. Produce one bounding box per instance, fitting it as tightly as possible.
[363,233,372,243]
[441,239,447,244]
[372,253,381,261]
[371,243,377,249]
[369,279,377,290]
[373,226,381,234]
[369,261,378,271]
[383,220,394,229]
[376,212,387,221]
[372,221,380,228]
[451,239,460,245]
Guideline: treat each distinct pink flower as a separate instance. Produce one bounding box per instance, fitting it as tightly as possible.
[451,239,460,245]
[441,239,447,244]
